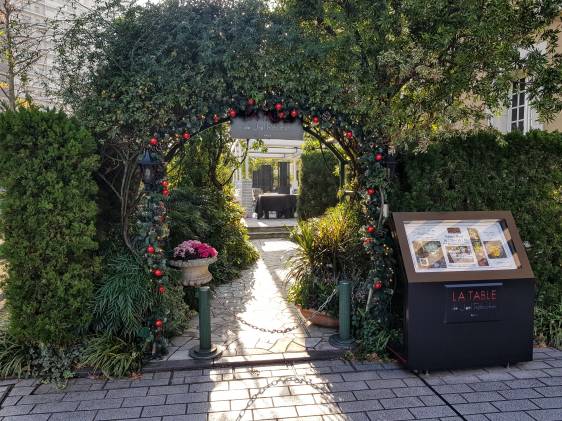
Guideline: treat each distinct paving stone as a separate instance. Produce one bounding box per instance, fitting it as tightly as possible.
[433,384,473,394]
[379,397,425,410]
[0,404,34,416]
[409,405,455,418]
[491,399,539,411]
[485,412,535,421]
[419,395,445,406]
[209,389,249,401]
[2,396,22,406]
[142,403,187,417]
[441,394,467,404]
[94,406,143,420]
[353,389,396,400]
[510,370,550,379]
[499,388,543,399]
[296,403,341,416]
[77,398,123,411]
[392,386,433,397]
[531,397,562,409]
[314,391,357,404]
[469,381,510,392]
[48,410,96,421]
[536,386,562,397]
[252,405,298,420]
[30,401,79,413]
[2,415,50,421]
[105,387,148,398]
[272,394,315,406]
[18,393,65,405]
[122,394,166,407]
[541,377,562,386]
[504,379,547,388]
[324,413,370,421]
[166,392,208,404]
[8,387,36,397]
[463,391,505,403]
[338,400,383,412]
[526,408,562,421]
[62,391,107,402]
[366,408,414,420]
[365,379,407,390]
[452,402,499,415]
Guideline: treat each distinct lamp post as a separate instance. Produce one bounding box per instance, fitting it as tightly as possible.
[138,149,162,192]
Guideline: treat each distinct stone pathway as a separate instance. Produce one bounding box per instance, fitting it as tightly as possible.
[164,239,339,362]
[1,347,561,420]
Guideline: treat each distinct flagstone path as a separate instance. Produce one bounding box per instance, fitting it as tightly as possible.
[163,239,340,362]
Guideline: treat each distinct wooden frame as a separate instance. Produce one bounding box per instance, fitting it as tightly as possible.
[392,211,534,283]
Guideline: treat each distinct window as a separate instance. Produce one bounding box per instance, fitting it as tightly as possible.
[510,78,526,132]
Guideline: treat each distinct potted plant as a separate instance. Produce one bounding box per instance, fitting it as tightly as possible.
[169,240,218,287]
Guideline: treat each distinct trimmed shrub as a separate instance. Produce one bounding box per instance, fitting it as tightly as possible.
[0,108,99,345]
[395,130,562,346]
[297,141,339,219]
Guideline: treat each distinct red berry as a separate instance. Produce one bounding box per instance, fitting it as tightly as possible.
[367,226,375,234]
[182,132,191,140]
[228,109,237,118]
[375,153,383,161]
[158,285,166,294]
[162,189,170,197]
[147,245,155,254]
[290,109,298,118]
[345,130,353,139]
[155,319,163,328]
[247,98,256,106]
[367,188,376,195]
[274,102,283,111]
[213,114,219,123]
[374,281,383,290]
[161,180,169,188]
[149,137,158,146]
[153,269,163,277]
[278,111,286,119]
[312,116,320,125]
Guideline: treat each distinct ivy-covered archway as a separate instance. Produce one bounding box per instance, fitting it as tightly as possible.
[138,93,394,355]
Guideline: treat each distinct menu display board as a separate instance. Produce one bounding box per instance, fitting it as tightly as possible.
[404,220,518,273]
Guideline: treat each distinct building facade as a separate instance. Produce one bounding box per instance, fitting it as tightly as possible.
[0,0,96,107]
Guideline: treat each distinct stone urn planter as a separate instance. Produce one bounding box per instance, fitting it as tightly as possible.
[169,256,218,287]
[296,305,339,329]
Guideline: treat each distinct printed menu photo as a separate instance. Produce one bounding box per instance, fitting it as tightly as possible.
[404,220,518,273]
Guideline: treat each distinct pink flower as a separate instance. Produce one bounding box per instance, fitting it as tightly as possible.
[173,240,218,260]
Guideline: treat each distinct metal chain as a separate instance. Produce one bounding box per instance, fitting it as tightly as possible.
[236,375,331,421]
[212,285,338,334]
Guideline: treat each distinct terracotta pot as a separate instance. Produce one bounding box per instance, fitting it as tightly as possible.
[296,305,339,329]
[169,256,218,287]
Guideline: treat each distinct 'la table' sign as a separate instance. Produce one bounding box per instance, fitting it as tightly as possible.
[230,113,304,140]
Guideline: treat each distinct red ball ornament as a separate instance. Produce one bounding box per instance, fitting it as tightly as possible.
[247,98,256,106]
[345,130,353,139]
[312,116,320,125]
[182,132,191,141]
[228,109,237,118]
[367,188,376,196]
[155,319,163,329]
[375,153,384,162]
[162,189,170,197]
[153,269,163,277]
[274,102,283,111]
[290,109,298,118]
[367,225,375,234]
[147,245,155,254]
[278,111,286,119]
[161,180,169,188]
[213,114,220,123]
[158,285,166,294]
[374,280,383,290]
[149,137,158,146]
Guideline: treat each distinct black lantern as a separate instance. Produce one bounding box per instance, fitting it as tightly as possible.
[138,149,161,191]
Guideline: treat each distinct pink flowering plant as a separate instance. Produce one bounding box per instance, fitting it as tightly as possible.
[173,240,218,261]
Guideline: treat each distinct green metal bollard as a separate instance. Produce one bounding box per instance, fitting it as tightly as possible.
[329,280,355,349]
[189,286,223,360]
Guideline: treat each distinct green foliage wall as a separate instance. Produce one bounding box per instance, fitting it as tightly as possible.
[0,108,99,345]
[298,141,340,219]
[395,130,562,345]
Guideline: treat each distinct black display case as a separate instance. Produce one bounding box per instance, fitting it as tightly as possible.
[390,211,535,371]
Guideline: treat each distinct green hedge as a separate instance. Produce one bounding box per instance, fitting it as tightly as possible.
[395,130,562,345]
[0,108,99,345]
[297,141,339,219]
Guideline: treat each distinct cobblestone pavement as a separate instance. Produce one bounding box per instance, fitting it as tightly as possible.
[0,348,561,420]
[164,239,339,362]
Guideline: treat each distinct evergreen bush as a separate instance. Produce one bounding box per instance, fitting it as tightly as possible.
[395,130,562,346]
[0,108,99,345]
[297,141,339,219]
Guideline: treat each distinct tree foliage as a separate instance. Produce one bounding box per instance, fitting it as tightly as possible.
[0,108,99,345]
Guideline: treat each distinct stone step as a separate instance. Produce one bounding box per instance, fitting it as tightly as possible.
[246,225,293,233]
[249,231,291,239]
